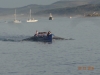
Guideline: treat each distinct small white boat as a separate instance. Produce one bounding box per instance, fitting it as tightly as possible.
[70,16,72,19]
[14,9,21,23]
[27,9,38,22]
[49,13,53,20]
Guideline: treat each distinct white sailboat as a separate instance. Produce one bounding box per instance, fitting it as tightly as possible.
[27,9,38,22]
[49,13,53,20]
[14,9,21,23]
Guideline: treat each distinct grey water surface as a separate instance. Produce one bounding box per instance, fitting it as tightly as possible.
[0,17,100,75]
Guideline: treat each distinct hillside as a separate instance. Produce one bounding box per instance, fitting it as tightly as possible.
[0,0,100,16]
[0,0,89,16]
[34,4,100,16]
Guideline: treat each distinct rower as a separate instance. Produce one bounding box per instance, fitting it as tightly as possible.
[47,31,51,36]
[35,30,38,36]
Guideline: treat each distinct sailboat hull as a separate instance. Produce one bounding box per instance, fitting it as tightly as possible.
[14,20,21,23]
[49,17,53,20]
[27,19,38,22]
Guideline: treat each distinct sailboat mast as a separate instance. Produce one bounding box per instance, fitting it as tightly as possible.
[15,9,16,20]
[30,9,31,19]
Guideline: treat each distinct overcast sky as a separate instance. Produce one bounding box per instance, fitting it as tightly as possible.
[0,0,61,8]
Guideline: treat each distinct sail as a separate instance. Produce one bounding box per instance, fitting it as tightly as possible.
[50,13,52,17]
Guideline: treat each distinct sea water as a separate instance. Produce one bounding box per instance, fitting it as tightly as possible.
[0,17,100,75]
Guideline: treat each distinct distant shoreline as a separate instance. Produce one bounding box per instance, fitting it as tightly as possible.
[0,14,100,20]
[0,14,86,20]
